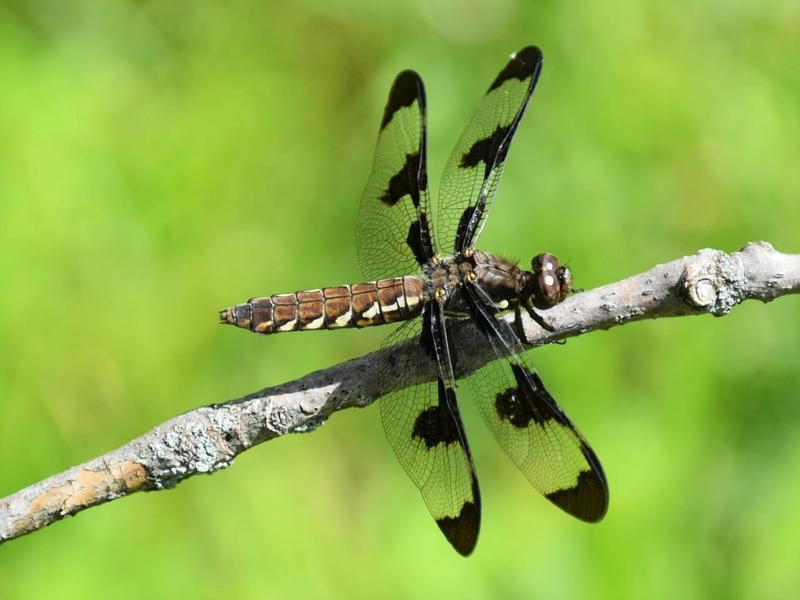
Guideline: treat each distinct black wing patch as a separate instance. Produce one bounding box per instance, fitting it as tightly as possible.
[358,71,435,281]
[380,71,420,129]
[459,124,512,172]
[412,381,463,447]
[462,282,608,522]
[379,304,480,555]
[437,45,543,255]
[379,152,424,207]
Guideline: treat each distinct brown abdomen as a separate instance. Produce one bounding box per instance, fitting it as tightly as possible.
[220,276,425,334]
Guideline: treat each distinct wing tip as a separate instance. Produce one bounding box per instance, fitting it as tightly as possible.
[380,70,425,130]
[546,468,610,523]
[488,44,544,92]
[436,499,481,556]
[511,45,543,64]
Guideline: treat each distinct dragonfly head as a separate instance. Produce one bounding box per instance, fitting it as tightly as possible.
[528,253,572,308]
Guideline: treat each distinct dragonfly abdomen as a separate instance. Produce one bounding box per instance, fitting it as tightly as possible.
[220,276,424,334]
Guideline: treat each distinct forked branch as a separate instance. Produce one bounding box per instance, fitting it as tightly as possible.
[1,241,798,545]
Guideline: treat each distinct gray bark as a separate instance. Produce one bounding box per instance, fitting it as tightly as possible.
[1,241,797,545]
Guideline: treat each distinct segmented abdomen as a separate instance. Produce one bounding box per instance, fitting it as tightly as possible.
[220,276,425,334]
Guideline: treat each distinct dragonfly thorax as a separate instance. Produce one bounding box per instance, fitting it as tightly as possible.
[423,254,476,301]
[421,249,527,306]
[438,249,572,310]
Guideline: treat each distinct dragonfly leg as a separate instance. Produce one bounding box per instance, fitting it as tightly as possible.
[513,303,531,343]
[524,303,556,333]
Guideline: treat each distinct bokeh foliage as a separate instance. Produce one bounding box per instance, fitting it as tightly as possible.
[1,1,798,598]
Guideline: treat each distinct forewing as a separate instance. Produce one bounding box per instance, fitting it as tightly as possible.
[463,284,608,521]
[379,304,480,555]
[357,71,436,281]
[437,46,543,254]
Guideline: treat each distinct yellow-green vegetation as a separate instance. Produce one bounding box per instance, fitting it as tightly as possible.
[1,1,798,598]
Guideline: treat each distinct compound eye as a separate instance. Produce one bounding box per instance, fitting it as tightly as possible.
[532,253,560,274]
[557,266,573,296]
[534,269,561,308]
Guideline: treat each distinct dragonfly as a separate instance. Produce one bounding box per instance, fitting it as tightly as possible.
[220,46,608,555]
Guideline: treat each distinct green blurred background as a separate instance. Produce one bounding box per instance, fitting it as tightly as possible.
[1,1,798,598]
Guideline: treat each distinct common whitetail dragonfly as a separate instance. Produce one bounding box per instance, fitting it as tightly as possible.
[220,46,608,555]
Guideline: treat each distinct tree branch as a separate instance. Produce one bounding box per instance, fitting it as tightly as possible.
[1,241,797,545]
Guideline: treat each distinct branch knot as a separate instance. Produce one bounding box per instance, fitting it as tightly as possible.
[681,249,746,316]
